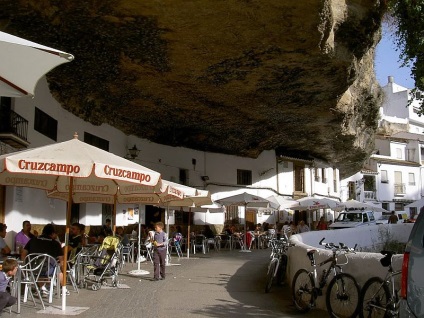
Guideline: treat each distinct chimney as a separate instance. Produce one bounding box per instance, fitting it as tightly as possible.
[388,76,394,83]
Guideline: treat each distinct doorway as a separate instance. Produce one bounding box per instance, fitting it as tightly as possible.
[245,210,256,231]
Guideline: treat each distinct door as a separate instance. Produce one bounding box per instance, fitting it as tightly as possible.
[245,210,256,230]
[294,164,304,192]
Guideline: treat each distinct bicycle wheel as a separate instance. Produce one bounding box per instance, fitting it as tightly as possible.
[359,277,391,318]
[277,254,288,285]
[265,259,277,293]
[326,273,360,318]
[292,269,315,312]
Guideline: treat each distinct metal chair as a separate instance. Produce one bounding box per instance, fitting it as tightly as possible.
[20,254,48,309]
[139,242,153,263]
[169,239,183,258]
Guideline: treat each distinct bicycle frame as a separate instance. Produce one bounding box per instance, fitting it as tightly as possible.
[308,248,344,290]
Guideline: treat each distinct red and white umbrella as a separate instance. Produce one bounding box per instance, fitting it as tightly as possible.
[0,31,74,97]
[296,196,338,210]
[0,134,161,310]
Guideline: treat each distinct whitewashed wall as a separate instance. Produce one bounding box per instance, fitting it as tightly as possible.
[288,223,413,311]
[4,76,342,238]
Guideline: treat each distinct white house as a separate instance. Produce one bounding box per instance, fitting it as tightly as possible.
[0,77,341,241]
[341,76,424,219]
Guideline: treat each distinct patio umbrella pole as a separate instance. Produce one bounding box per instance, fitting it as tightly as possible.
[187,208,191,259]
[112,194,117,236]
[240,203,251,253]
[62,176,73,311]
[128,211,149,276]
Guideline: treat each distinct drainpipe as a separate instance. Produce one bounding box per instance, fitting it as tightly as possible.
[275,156,280,193]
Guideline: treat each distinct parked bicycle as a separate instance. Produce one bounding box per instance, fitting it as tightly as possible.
[291,238,360,318]
[265,234,294,293]
[359,250,401,318]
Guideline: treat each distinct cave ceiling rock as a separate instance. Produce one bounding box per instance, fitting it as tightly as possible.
[0,0,387,178]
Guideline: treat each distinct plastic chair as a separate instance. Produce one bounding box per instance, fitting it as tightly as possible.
[193,235,206,254]
[232,235,244,250]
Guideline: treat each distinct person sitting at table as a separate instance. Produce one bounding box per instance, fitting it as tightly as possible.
[22,224,69,296]
[116,226,129,246]
[203,225,215,239]
[0,224,11,260]
[0,258,18,312]
[101,219,113,238]
[297,220,310,233]
[67,222,85,259]
[15,220,36,253]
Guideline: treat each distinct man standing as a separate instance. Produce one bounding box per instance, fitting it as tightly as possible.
[152,222,167,281]
[388,211,399,224]
[15,220,36,252]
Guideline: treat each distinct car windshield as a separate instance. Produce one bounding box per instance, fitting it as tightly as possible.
[337,213,362,222]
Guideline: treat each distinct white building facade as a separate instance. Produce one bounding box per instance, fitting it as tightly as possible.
[341,76,424,219]
[0,77,341,236]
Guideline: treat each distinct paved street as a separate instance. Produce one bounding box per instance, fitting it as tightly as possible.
[9,249,326,318]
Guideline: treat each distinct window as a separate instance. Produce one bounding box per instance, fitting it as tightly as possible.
[34,107,57,141]
[381,170,388,183]
[321,168,326,183]
[409,207,417,218]
[237,169,252,185]
[281,161,288,168]
[179,169,189,185]
[348,181,356,200]
[314,168,320,182]
[409,173,416,186]
[333,169,338,192]
[382,203,389,211]
[84,132,109,151]
[395,202,404,211]
[225,205,239,223]
[396,148,402,159]
[364,175,375,191]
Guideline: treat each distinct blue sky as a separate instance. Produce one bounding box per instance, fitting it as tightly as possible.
[375,27,414,88]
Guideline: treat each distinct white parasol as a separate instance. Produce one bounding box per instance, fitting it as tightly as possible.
[0,31,74,97]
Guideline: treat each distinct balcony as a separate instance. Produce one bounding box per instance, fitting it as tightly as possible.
[394,183,406,196]
[0,110,29,148]
[363,191,377,200]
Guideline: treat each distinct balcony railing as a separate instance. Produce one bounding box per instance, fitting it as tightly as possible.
[394,183,406,196]
[363,191,376,200]
[0,110,29,148]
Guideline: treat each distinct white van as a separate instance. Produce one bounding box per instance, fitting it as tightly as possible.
[329,210,376,229]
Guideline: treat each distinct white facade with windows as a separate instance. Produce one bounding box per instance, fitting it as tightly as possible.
[341,76,424,218]
[0,77,341,234]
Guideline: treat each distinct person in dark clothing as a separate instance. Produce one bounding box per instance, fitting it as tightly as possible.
[203,225,215,239]
[22,224,68,295]
[101,219,113,237]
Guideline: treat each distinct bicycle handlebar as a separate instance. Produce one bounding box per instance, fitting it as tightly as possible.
[319,238,356,252]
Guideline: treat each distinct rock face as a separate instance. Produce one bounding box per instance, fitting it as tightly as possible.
[0,0,386,177]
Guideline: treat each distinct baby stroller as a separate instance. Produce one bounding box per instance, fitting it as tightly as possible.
[82,236,121,291]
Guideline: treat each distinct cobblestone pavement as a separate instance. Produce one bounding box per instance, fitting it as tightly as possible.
[8,249,327,318]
